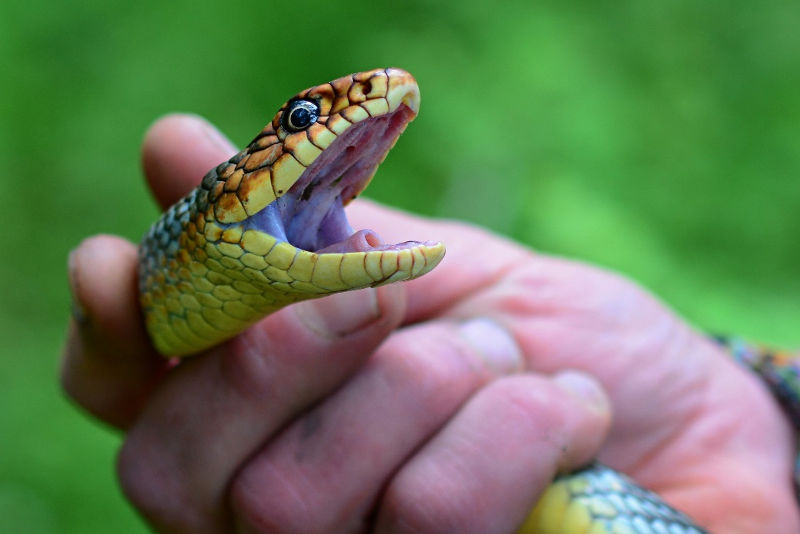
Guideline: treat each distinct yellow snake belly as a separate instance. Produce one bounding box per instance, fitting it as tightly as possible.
[138,68,708,533]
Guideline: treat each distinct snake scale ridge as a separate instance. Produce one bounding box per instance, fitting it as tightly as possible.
[139,68,800,533]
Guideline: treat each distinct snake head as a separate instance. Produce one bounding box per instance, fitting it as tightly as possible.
[140,69,445,355]
[201,68,421,222]
[190,68,444,288]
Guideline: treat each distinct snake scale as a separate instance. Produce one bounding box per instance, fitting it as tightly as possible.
[139,68,800,533]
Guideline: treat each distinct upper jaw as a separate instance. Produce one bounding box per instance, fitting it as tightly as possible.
[384,67,420,114]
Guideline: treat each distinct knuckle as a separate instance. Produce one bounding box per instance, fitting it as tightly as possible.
[378,328,490,407]
[116,439,156,513]
[215,336,276,402]
[117,432,219,532]
[214,323,311,405]
[484,375,568,431]
[229,464,314,534]
[116,437,186,529]
[380,477,467,534]
[480,376,608,471]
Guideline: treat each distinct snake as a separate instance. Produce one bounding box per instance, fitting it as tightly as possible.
[138,68,799,533]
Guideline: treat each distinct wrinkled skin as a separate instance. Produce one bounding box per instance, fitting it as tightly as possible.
[61,114,799,534]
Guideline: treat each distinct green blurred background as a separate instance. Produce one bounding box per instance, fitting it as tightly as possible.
[1,0,798,531]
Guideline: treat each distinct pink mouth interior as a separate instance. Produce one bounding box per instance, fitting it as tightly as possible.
[241,104,435,254]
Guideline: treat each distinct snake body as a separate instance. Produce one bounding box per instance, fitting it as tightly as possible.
[138,68,800,533]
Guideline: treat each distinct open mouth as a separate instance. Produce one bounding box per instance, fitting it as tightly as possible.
[240,104,432,254]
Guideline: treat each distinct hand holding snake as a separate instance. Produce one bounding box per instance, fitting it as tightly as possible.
[62,71,799,533]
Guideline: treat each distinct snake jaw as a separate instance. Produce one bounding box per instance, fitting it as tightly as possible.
[243,99,443,268]
[384,67,420,114]
[237,69,426,255]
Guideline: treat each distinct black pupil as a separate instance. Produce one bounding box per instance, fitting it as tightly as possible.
[290,107,311,128]
[284,100,318,132]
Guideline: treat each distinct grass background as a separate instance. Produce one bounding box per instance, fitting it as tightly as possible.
[1,0,798,531]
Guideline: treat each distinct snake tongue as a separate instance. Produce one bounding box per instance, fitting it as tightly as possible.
[316,229,437,254]
[315,229,383,254]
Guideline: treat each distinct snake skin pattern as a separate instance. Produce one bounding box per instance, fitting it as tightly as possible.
[520,465,706,533]
[139,68,800,533]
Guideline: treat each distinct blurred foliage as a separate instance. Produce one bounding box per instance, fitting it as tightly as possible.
[0,0,798,531]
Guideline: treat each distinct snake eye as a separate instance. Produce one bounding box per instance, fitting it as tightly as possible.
[282,99,319,133]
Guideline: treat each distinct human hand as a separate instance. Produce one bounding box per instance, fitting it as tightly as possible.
[61,114,798,533]
[349,191,799,533]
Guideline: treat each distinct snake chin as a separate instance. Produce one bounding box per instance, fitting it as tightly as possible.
[242,104,432,255]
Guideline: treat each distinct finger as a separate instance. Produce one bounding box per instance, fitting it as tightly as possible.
[116,284,407,533]
[439,259,712,475]
[60,235,169,429]
[375,371,611,534]
[141,114,237,209]
[228,318,522,533]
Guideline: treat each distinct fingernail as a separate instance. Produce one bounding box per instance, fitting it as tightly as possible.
[459,318,522,374]
[553,370,608,410]
[67,248,88,325]
[296,288,381,338]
